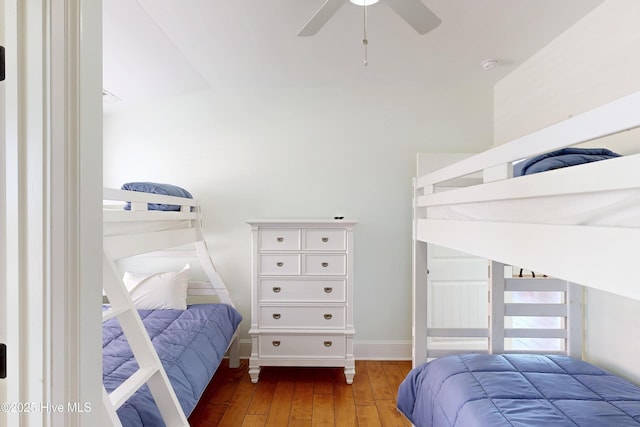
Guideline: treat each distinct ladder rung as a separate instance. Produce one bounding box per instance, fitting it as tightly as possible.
[427,328,489,338]
[505,278,567,292]
[109,366,159,410]
[505,303,567,317]
[504,328,567,339]
[427,349,489,358]
[500,349,567,356]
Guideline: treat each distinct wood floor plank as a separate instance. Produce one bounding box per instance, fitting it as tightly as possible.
[265,378,295,427]
[334,380,357,427]
[397,360,413,374]
[311,393,334,426]
[241,414,267,427]
[355,359,368,374]
[217,370,258,427]
[366,361,395,400]
[376,398,411,426]
[382,361,409,394]
[246,369,278,415]
[312,368,336,395]
[351,362,376,406]
[356,405,382,427]
[189,403,227,426]
[290,369,314,422]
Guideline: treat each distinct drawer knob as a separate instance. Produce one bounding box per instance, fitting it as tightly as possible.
[276,262,284,267]
[272,286,281,293]
[324,341,332,347]
[324,287,333,293]
[272,313,281,320]
[321,262,329,268]
[272,340,281,347]
[276,237,284,242]
[324,314,332,320]
[322,237,329,242]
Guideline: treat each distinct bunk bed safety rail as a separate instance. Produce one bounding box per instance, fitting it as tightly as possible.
[104,187,198,209]
[417,153,640,208]
[416,90,640,192]
[103,188,235,307]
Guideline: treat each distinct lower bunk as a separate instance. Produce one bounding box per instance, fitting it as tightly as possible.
[103,303,242,426]
[398,353,640,427]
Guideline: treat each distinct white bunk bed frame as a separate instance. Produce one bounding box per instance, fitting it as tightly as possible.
[102,188,240,426]
[412,91,640,366]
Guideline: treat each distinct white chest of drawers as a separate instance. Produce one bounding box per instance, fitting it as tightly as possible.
[247,219,357,384]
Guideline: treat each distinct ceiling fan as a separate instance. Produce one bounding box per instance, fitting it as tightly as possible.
[298,0,441,37]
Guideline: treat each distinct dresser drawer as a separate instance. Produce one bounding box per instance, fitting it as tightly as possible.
[259,229,301,251]
[259,334,346,358]
[260,306,345,329]
[259,254,300,275]
[304,229,346,251]
[259,279,346,303]
[304,254,346,275]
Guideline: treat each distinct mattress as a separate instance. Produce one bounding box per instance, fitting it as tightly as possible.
[397,354,640,427]
[103,303,242,426]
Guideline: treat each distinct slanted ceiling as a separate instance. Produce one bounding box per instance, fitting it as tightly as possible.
[103,0,603,111]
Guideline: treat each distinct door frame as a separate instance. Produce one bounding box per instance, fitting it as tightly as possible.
[3,0,104,425]
[1,0,6,418]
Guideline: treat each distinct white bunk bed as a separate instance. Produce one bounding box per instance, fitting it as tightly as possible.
[398,91,640,426]
[102,187,242,426]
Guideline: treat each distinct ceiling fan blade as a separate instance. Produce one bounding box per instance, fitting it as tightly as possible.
[385,0,441,35]
[298,0,346,37]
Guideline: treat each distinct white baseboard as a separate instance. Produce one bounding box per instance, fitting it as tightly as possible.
[354,340,412,360]
[235,339,412,361]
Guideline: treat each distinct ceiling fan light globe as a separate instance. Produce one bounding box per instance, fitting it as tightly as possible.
[350,0,380,6]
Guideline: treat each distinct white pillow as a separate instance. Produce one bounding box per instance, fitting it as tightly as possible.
[122,264,190,310]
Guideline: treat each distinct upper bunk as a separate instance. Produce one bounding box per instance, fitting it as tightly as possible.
[414,90,640,301]
[103,185,234,306]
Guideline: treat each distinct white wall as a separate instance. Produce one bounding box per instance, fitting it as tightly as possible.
[495,0,640,146]
[103,84,493,357]
[494,0,640,382]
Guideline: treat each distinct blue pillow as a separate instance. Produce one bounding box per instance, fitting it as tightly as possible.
[514,148,621,176]
[121,182,193,211]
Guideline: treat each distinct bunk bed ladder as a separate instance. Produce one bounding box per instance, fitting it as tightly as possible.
[489,261,583,357]
[102,253,189,426]
[422,261,583,361]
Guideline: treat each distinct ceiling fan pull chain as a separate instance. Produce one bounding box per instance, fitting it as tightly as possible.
[362,2,369,66]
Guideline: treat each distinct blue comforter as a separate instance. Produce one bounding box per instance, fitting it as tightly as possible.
[397,354,640,427]
[513,147,621,176]
[103,304,242,426]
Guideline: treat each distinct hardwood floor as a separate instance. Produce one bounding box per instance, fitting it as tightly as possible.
[188,359,413,427]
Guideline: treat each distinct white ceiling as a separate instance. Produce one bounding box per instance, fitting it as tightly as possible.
[103,0,603,111]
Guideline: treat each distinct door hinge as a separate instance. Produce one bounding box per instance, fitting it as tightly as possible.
[0,46,5,81]
[0,343,6,378]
